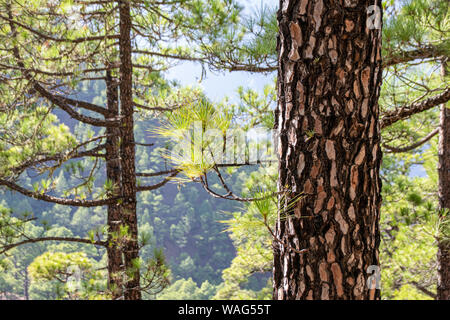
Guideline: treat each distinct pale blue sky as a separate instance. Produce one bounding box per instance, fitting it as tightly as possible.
[166,0,276,103]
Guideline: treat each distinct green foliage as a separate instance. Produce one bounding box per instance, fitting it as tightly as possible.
[215,166,276,300]
[157,278,218,300]
[140,248,171,298]
[202,1,278,71]
[153,95,234,178]
[234,82,276,130]
[0,0,448,301]
[29,252,93,280]
[28,251,107,300]
[383,0,449,56]
[0,108,76,178]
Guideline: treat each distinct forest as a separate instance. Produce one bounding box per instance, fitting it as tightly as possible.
[0,0,448,301]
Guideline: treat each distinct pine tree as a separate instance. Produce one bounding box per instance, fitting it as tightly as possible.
[437,60,449,300]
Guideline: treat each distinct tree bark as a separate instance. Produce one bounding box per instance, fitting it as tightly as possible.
[119,0,141,300]
[105,71,124,300]
[437,61,450,300]
[274,0,383,300]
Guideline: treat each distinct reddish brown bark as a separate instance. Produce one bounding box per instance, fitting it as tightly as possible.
[105,71,124,300]
[119,0,141,300]
[274,0,383,300]
[437,62,450,301]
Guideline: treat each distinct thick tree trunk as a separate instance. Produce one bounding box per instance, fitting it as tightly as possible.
[274,0,383,300]
[119,0,141,300]
[24,270,29,300]
[105,72,124,300]
[437,62,450,300]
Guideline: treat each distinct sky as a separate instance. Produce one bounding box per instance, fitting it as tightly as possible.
[166,0,276,104]
[167,62,274,103]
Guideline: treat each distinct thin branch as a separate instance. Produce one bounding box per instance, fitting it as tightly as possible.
[409,281,437,299]
[381,87,450,129]
[0,237,106,255]
[199,167,280,202]
[383,45,448,68]
[136,171,179,192]
[227,65,277,73]
[0,178,118,207]
[383,128,439,153]
[0,13,120,43]
[263,217,308,255]
[135,163,258,178]
[132,49,205,63]
[10,144,106,175]
[136,169,179,178]
[133,101,182,112]
[133,142,154,147]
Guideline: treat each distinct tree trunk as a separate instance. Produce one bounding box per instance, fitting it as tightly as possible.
[105,71,124,299]
[24,269,29,300]
[437,61,450,300]
[273,0,383,300]
[119,0,141,300]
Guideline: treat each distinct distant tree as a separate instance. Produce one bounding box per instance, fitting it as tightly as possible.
[157,278,217,300]
[27,251,105,300]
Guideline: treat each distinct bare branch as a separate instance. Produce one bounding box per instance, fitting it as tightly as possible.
[199,167,279,202]
[10,144,106,175]
[409,281,437,299]
[136,169,179,178]
[58,96,109,116]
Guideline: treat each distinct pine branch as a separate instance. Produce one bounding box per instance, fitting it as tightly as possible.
[0,178,118,207]
[136,169,179,177]
[33,83,120,127]
[0,237,106,255]
[4,8,119,128]
[381,87,450,129]
[0,13,120,43]
[137,171,179,192]
[383,44,448,68]
[409,281,437,299]
[58,96,109,116]
[227,64,277,73]
[10,144,106,175]
[383,128,439,153]
[199,167,279,203]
